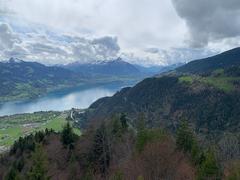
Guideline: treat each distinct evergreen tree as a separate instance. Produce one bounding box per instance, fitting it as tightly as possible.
[61,122,75,148]
[14,157,25,172]
[137,113,146,132]
[27,144,49,180]
[176,120,194,152]
[92,122,110,176]
[176,120,204,165]
[44,128,50,136]
[4,166,20,180]
[198,149,220,180]
[190,138,204,165]
[136,113,148,152]
[120,113,128,129]
[112,116,123,137]
[34,131,45,143]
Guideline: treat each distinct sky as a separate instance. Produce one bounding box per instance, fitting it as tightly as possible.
[0,0,240,66]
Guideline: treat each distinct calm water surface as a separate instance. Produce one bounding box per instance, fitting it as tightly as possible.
[0,83,127,116]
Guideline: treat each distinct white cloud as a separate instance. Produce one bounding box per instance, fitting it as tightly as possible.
[0,22,121,64]
[2,0,187,49]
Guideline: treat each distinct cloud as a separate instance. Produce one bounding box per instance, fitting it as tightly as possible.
[1,0,239,65]
[0,23,26,59]
[3,45,28,59]
[3,0,187,51]
[144,48,159,54]
[0,22,216,66]
[0,22,120,64]
[92,36,120,59]
[0,23,21,50]
[172,0,240,47]
[122,47,216,66]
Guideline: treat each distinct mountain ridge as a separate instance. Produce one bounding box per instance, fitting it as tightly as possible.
[64,58,141,76]
[176,47,240,74]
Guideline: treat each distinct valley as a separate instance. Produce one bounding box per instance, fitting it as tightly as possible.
[1,1,240,179]
[0,48,240,179]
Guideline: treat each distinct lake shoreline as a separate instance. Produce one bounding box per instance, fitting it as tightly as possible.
[0,81,136,116]
[0,79,136,106]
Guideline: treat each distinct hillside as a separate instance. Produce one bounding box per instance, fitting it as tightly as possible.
[0,58,85,102]
[176,47,240,74]
[0,117,197,180]
[79,48,240,129]
[81,76,240,132]
[1,113,237,179]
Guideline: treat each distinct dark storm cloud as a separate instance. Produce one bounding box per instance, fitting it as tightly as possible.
[172,0,240,47]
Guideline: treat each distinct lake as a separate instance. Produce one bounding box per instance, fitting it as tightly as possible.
[0,82,128,116]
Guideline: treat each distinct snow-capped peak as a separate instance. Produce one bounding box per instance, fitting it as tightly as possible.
[7,57,24,63]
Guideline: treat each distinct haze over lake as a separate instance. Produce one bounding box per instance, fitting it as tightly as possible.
[0,83,124,116]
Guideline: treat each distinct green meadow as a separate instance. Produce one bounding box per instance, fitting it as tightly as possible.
[0,111,80,150]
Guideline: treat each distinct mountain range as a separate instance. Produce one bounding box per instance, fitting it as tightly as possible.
[64,58,183,76]
[64,58,141,76]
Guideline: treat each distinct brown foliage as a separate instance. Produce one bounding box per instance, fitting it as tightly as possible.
[121,137,196,180]
[223,160,240,180]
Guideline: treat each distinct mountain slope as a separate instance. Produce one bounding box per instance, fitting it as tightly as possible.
[78,48,240,136]
[0,119,196,180]
[82,76,240,132]
[0,58,84,102]
[176,47,240,74]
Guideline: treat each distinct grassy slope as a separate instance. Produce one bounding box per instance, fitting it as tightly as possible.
[179,73,240,92]
[0,111,80,148]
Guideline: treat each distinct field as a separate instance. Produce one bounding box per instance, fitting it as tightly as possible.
[179,75,240,92]
[0,111,81,152]
[178,76,194,84]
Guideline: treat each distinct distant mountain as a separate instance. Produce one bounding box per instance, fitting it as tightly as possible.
[177,47,240,74]
[64,58,183,77]
[64,58,141,76]
[0,58,84,102]
[134,63,184,75]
